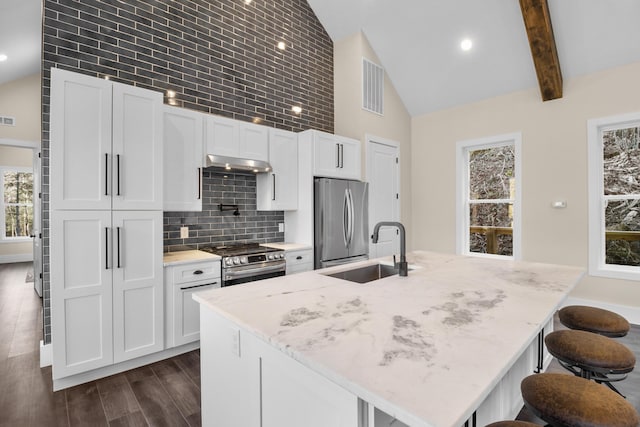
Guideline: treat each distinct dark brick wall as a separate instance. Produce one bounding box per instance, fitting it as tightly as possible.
[164,169,284,252]
[41,0,333,344]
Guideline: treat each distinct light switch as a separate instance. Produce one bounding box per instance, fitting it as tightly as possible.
[278,223,284,232]
[180,226,189,238]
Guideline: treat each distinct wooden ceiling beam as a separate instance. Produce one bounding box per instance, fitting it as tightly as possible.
[519,0,563,101]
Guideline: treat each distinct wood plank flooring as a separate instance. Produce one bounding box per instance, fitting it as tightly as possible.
[1,261,639,426]
[0,263,201,427]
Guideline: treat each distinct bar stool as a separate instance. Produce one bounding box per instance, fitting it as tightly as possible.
[558,305,630,337]
[485,421,540,427]
[545,329,635,396]
[521,373,640,427]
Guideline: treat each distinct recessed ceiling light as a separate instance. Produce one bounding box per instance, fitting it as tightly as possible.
[244,0,252,4]
[166,90,176,98]
[277,41,286,51]
[0,54,8,62]
[460,39,473,52]
[291,105,302,114]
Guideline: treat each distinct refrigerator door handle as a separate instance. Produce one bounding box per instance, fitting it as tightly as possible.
[343,188,349,247]
[348,188,355,246]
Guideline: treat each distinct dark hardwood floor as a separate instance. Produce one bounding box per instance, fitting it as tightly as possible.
[0,262,201,427]
[1,261,638,426]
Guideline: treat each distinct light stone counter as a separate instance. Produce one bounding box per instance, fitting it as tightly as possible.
[261,242,312,251]
[194,251,584,427]
[163,250,220,266]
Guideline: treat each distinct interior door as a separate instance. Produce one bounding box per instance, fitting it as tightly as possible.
[367,140,400,258]
[314,178,349,266]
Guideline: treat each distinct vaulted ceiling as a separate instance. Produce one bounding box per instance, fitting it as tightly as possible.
[2,1,640,117]
[307,0,640,116]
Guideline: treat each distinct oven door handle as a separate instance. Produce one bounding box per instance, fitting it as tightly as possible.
[225,263,285,280]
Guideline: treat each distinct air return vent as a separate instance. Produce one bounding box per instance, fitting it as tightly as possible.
[362,58,384,115]
[0,116,16,126]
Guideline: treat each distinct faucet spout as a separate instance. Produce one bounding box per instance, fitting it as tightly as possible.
[372,221,408,277]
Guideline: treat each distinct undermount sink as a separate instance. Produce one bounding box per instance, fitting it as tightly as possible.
[324,263,404,284]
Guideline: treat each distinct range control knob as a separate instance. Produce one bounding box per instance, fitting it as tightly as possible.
[225,258,233,266]
[268,254,274,260]
[233,257,240,265]
[240,256,248,264]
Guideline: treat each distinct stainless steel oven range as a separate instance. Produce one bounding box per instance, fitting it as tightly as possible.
[200,243,285,286]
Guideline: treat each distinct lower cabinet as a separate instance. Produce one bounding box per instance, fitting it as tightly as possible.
[200,308,359,427]
[285,248,313,274]
[51,210,163,379]
[164,260,221,348]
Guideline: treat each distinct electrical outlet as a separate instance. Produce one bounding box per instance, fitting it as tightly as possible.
[278,223,284,232]
[180,226,189,238]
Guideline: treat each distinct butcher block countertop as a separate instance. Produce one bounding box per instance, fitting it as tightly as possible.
[194,251,584,426]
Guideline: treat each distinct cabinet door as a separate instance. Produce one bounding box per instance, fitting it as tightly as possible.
[239,122,269,161]
[51,210,113,379]
[112,211,164,363]
[163,106,203,211]
[313,131,342,178]
[206,115,239,158]
[337,137,361,180]
[112,82,163,210]
[50,68,113,210]
[257,129,298,211]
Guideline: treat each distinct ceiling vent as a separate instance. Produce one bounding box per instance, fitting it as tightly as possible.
[0,115,16,126]
[362,58,384,115]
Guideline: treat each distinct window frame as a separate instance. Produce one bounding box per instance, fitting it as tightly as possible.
[587,112,640,281]
[0,166,34,242]
[456,133,522,260]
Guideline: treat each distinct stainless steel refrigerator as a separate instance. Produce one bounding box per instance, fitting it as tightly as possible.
[314,178,369,269]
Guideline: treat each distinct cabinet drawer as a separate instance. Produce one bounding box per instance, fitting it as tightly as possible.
[172,261,221,284]
[286,249,313,265]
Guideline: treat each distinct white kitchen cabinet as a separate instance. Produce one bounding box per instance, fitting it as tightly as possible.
[51,210,163,378]
[310,130,361,180]
[285,249,313,274]
[205,115,268,162]
[257,129,298,211]
[162,106,203,211]
[164,259,221,348]
[50,68,163,211]
[200,307,358,427]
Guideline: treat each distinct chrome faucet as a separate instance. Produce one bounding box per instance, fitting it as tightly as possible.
[371,221,408,277]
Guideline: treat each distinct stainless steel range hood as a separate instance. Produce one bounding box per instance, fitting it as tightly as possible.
[205,154,272,173]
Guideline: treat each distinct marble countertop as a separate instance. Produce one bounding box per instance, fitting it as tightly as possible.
[163,250,220,266]
[261,242,312,251]
[194,251,584,427]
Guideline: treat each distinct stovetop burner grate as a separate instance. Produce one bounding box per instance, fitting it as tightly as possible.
[199,243,280,257]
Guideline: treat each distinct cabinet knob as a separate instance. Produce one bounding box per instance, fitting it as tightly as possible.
[296,256,302,260]
[194,270,203,275]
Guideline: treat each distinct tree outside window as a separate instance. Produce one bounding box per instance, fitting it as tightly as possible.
[2,169,34,239]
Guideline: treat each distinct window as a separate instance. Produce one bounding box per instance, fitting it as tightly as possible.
[588,112,640,280]
[456,133,521,260]
[1,168,33,240]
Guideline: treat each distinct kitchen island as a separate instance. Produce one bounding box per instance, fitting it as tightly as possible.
[194,251,584,427]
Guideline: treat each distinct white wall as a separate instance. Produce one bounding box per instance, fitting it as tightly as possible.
[334,32,413,247]
[0,73,40,261]
[411,60,640,309]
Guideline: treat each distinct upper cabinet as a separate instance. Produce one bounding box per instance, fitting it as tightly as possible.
[257,129,298,211]
[205,115,268,162]
[50,68,163,211]
[310,130,361,180]
[163,106,203,211]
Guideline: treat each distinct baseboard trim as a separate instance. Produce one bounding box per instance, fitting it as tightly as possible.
[0,253,33,264]
[40,341,52,368]
[562,297,640,325]
[52,341,199,391]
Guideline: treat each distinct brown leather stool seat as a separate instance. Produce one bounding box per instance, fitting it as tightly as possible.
[545,330,635,396]
[558,305,630,337]
[521,373,640,427]
[485,421,540,427]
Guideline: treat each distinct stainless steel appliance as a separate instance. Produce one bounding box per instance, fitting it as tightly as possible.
[200,243,285,286]
[314,178,369,269]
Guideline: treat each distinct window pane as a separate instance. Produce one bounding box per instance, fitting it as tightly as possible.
[605,199,640,266]
[469,145,515,200]
[5,205,33,238]
[603,126,640,196]
[3,172,33,204]
[469,203,513,256]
